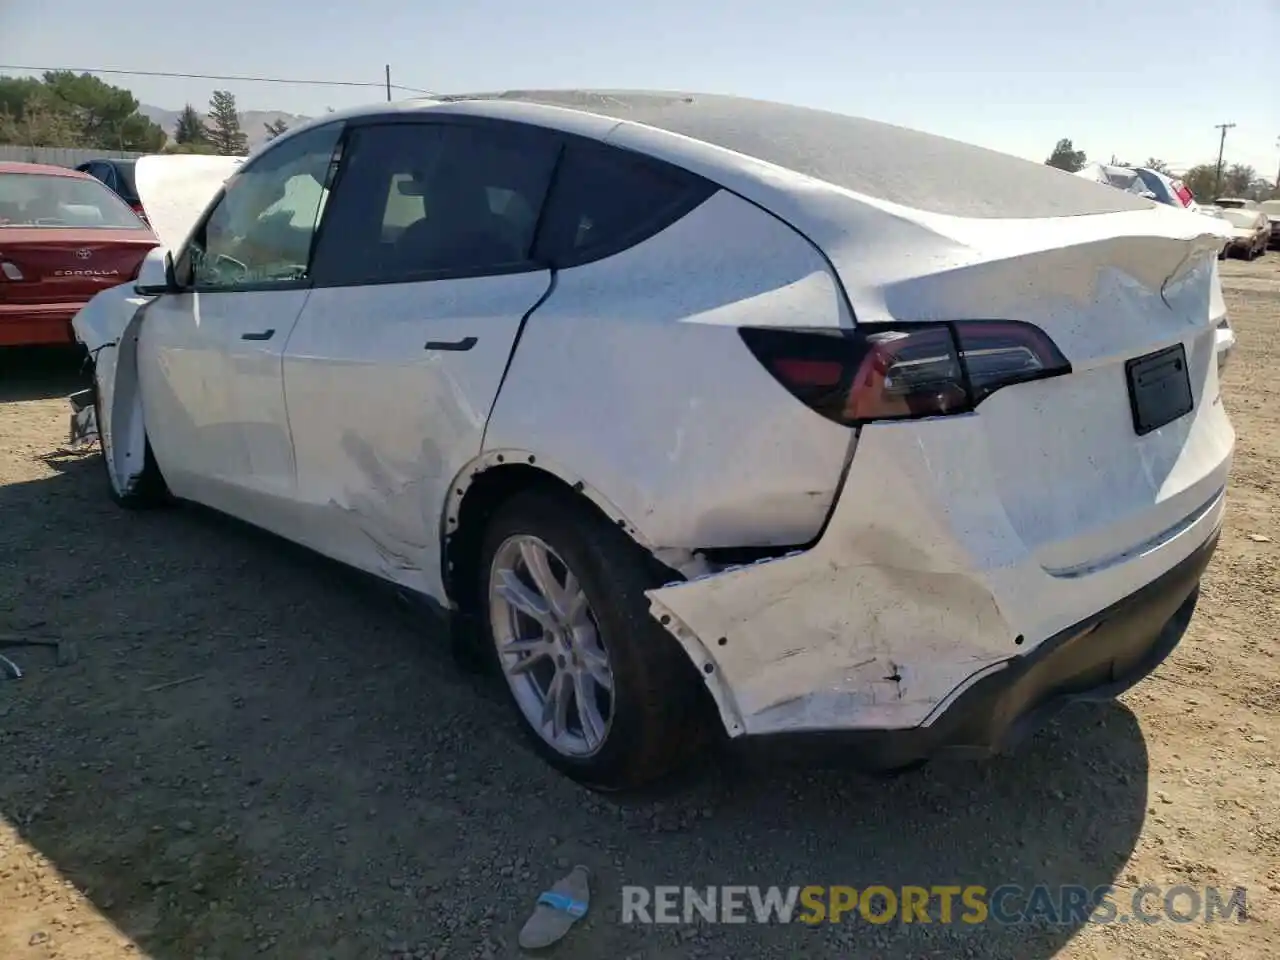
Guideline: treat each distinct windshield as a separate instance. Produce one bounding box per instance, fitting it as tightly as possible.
[0,172,145,228]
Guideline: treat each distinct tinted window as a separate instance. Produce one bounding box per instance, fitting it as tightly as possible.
[1135,169,1172,204]
[112,161,138,200]
[182,122,342,288]
[311,121,559,285]
[0,173,145,228]
[533,140,713,266]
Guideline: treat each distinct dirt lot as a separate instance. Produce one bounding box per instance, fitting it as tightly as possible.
[2,256,1278,960]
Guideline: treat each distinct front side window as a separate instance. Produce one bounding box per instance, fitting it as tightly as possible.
[0,173,145,229]
[182,123,342,289]
[310,120,560,285]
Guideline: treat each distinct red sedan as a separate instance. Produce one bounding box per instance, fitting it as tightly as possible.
[0,161,158,346]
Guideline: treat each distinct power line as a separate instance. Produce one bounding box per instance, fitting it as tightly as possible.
[0,63,439,96]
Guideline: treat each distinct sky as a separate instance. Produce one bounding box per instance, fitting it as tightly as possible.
[1,0,1276,177]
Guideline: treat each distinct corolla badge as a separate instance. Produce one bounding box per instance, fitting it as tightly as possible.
[75,248,92,260]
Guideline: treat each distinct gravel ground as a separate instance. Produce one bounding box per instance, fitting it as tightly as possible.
[1,256,1278,960]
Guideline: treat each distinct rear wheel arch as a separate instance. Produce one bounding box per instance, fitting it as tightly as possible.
[443,451,672,613]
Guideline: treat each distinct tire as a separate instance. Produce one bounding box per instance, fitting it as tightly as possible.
[93,377,168,509]
[476,489,709,790]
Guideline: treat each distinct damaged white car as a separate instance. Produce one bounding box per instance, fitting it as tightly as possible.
[72,91,1235,790]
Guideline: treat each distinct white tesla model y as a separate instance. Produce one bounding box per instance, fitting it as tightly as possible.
[72,91,1235,790]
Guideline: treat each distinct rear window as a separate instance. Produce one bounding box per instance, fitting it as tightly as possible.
[1219,209,1258,229]
[471,90,1156,219]
[1135,169,1172,202]
[113,161,138,198]
[0,173,145,228]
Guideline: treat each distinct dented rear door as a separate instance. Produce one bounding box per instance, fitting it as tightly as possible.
[280,118,561,597]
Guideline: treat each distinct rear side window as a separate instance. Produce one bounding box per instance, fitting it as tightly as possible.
[534,141,714,267]
[310,121,560,285]
[113,162,138,199]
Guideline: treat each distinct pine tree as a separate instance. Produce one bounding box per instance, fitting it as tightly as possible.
[173,104,208,145]
[205,90,248,156]
[264,118,289,140]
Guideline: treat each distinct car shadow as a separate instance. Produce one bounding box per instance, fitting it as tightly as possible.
[0,450,1150,960]
[0,345,88,402]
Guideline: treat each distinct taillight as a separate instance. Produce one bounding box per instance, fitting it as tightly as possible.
[1173,182,1194,208]
[739,321,1072,426]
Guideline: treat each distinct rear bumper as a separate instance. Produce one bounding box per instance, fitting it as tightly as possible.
[0,302,84,346]
[742,525,1217,770]
[648,384,1232,741]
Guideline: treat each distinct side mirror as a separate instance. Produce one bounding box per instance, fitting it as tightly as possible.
[134,247,178,296]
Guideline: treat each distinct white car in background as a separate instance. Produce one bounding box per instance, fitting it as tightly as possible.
[72,91,1235,790]
[1260,199,1280,248]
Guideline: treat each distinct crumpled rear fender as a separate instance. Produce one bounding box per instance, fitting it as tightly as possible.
[70,282,156,495]
[644,432,1020,739]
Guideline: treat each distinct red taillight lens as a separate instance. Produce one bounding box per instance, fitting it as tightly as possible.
[740,321,1071,426]
[1173,183,1194,207]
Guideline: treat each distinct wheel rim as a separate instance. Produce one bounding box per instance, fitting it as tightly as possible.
[488,534,614,758]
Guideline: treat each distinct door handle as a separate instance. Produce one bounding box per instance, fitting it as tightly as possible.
[424,336,477,352]
[241,329,275,341]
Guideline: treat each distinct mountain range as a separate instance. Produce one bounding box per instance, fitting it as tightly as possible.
[139,104,313,150]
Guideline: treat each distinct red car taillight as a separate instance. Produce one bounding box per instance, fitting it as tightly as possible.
[739,321,1072,426]
[1173,182,1194,208]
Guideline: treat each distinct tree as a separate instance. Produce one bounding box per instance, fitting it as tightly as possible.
[205,90,248,155]
[264,118,289,140]
[174,104,208,146]
[1045,138,1087,173]
[1247,179,1278,202]
[40,71,165,150]
[0,71,164,150]
[1144,158,1171,174]
[1221,164,1256,198]
[164,141,219,155]
[1182,164,1218,202]
[0,100,83,147]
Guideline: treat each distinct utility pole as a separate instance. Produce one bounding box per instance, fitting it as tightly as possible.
[1213,122,1236,198]
[385,65,392,102]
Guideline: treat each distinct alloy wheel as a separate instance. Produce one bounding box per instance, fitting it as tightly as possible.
[488,534,615,758]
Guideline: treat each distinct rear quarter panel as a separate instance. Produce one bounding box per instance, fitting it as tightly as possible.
[481,189,855,551]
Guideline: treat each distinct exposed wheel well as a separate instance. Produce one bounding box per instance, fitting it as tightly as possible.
[444,462,724,740]
[445,463,678,614]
